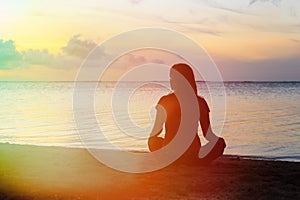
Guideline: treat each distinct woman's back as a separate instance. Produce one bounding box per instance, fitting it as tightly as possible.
[157,93,210,157]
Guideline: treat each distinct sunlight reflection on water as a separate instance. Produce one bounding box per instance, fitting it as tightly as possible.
[0,81,299,161]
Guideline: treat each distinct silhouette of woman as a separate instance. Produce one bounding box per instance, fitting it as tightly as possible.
[148,63,226,164]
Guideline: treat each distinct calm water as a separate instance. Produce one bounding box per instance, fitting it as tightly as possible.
[0,81,299,161]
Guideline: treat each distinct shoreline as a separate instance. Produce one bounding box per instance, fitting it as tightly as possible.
[0,142,299,163]
[0,143,299,199]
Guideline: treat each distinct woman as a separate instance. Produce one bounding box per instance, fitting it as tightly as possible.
[148,63,226,164]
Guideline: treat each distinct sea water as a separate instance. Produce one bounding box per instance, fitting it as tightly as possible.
[0,81,299,161]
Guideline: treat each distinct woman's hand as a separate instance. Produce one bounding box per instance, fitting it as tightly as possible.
[148,136,164,152]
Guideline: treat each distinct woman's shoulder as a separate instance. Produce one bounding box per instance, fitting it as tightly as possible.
[157,93,175,105]
[197,95,210,112]
[159,93,207,102]
[157,93,210,112]
[197,95,206,102]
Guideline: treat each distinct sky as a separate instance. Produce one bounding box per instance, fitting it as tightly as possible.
[0,0,299,81]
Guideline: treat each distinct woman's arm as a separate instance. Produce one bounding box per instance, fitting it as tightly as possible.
[148,104,167,151]
[149,104,166,138]
[199,98,219,142]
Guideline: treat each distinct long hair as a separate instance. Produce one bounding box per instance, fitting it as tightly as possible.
[171,63,197,94]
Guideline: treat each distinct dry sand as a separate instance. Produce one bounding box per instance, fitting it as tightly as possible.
[0,143,299,200]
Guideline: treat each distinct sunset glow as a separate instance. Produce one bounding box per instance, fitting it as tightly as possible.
[0,0,299,81]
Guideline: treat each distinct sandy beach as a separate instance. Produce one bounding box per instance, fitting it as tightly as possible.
[0,143,299,200]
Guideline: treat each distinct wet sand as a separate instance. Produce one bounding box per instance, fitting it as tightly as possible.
[0,143,299,200]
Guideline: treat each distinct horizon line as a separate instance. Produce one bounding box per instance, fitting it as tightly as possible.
[0,80,300,83]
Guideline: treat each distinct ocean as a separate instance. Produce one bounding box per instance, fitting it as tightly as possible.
[0,81,299,161]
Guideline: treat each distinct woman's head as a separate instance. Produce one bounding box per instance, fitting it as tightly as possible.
[170,63,197,94]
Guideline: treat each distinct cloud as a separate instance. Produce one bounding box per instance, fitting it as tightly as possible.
[200,0,255,16]
[0,36,102,71]
[119,51,178,68]
[61,35,97,58]
[129,0,143,4]
[22,49,55,66]
[289,6,299,17]
[122,54,165,66]
[215,55,300,81]
[180,25,222,36]
[21,49,83,69]
[150,58,166,64]
[290,39,300,43]
[247,23,300,34]
[249,0,282,6]
[157,16,222,36]
[0,40,22,70]
[212,5,255,16]
[1,33,299,81]
[127,53,146,65]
